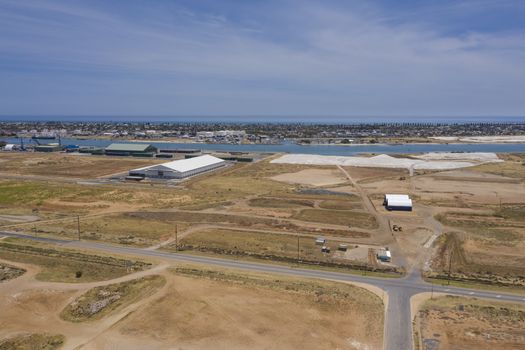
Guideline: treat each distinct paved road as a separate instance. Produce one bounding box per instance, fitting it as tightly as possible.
[2,231,524,350]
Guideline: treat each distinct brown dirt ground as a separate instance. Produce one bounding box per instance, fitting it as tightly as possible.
[414,295,525,350]
[271,168,349,186]
[0,258,384,350]
[0,152,163,179]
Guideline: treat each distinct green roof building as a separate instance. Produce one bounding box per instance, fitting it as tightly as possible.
[105,143,157,156]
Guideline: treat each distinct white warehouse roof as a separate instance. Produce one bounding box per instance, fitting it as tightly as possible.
[385,194,410,201]
[384,194,412,207]
[132,155,225,174]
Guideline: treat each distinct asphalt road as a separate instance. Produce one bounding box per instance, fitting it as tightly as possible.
[2,231,524,350]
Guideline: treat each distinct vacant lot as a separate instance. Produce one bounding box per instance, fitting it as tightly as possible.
[469,155,525,180]
[433,209,525,284]
[174,228,359,263]
[415,296,525,350]
[318,199,362,210]
[183,161,306,206]
[436,211,523,246]
[0,239,151,282]
[293,208,378,229]
[0,333,65,350]
[428,232,525,287]
[248,197,315,209]
[342,166,409,183]
[130,211,367,238]
[61,275,165,322]
[0,152,162,178]
[95,267,384,350]
[270,168,348,186]
[13,213,190,247]
[0,179,197,222]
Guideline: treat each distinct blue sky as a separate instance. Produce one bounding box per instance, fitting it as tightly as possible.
[0,0,524,117]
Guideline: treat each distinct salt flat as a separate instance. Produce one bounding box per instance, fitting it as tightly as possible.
[271,153,502,170]
[432,135,525,143]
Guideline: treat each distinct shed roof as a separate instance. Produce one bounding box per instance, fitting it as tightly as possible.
[386,198,412,207]
[133,155,225,173]
[106,143,154,152]
[385,194,410,201]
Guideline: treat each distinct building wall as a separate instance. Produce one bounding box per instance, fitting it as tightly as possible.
[142,161,225,179]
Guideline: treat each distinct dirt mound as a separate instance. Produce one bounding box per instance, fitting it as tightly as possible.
[0,263,25,282]
[61,275,165,322]
[0,333,64,350]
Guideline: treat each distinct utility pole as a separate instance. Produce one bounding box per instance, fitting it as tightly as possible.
[175,224,178,252]
[77,215,81,241]
[297,234,300,262]
[447,248,453,285]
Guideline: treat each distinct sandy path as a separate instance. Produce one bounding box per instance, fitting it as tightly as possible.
[0,259,171,350]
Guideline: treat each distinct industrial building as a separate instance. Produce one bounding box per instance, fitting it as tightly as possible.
[384,194,412,211]
[129,154,225,179]
[34,144,62,152]
[105,143,157,157]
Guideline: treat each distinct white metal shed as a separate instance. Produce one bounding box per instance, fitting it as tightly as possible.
[130,155,225,179]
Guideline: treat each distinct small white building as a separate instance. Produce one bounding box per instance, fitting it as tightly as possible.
[384,194,412,211]
[129,155,225,179]
[3,144,17,151]
[377,248,392,262]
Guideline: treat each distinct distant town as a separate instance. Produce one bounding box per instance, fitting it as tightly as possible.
[1,121,525,145]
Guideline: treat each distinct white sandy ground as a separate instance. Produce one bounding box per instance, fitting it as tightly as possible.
[271,153,502,170]
[432,135,525,143]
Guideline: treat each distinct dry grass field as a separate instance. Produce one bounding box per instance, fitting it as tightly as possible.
[0,257,384,350]
[105,267,384,350]
[172,228,364,264]
[415,296,525,350]
[0,152,162,178]
[10,213,191,247]
[2,151,523,285]
[0,333,65,350]
[0,238,151,282]
[292,208,378,229]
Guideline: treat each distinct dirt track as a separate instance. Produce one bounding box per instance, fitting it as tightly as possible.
[0,257,384,350]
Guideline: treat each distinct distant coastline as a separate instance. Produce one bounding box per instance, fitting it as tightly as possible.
[1,115,525,124]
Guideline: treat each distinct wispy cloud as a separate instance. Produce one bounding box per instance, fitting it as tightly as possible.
[0,0,524,116]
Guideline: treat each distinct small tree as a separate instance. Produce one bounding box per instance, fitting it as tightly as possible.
[75,271,83,278]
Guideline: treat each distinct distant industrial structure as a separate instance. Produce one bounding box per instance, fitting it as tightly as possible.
[129,154,225,179]
[105,143,157,157]
[384,194,413,211]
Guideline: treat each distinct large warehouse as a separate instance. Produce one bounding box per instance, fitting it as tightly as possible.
[105,143,157,156]
[384,194,413,211]
[129,154,226,179]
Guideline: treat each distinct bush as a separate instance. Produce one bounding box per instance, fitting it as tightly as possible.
[75,271,83,278]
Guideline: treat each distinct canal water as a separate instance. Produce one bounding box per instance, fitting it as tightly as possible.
[3,137,525,155]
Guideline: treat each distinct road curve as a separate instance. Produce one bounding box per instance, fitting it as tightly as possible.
[2,231,524,350]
